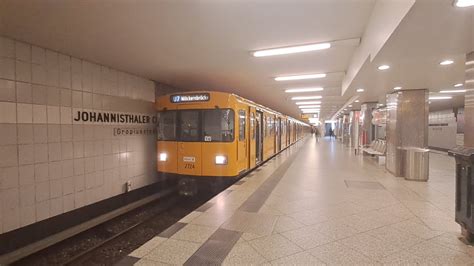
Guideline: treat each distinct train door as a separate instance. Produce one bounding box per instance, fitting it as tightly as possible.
[273,116,277,154]
[277,118,282,151]
[255,111,263,163]
[237,109,248,172]
[286,121,293,146]
[177,109,202,176]
[249,108,256,169]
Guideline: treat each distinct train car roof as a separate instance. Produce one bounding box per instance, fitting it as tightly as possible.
[159,90,310,126]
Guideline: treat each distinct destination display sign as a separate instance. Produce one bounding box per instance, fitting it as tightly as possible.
[170,93,210,103]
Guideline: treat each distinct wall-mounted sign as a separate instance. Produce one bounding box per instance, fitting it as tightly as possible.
[73,111,157,124]
[170,93,210,103]
[114,128,156,136]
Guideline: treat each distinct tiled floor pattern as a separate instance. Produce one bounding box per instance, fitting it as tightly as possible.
[126,137,474,265]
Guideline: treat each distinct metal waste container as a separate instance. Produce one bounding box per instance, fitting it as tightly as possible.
[449,146,474,242]
[400,147,430,181]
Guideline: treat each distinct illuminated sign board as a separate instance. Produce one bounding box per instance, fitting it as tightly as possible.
[170,93,210,103]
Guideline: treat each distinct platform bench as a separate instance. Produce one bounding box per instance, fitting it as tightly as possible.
[362,139,387,165]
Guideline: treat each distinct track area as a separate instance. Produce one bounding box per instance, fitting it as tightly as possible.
[13,188,218,266]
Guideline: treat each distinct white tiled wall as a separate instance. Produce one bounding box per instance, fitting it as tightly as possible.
[0,36,158,234]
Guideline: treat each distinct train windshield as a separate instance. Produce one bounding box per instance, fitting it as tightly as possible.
[202,109,234,142]
[157,111,177,141]
[179,110,201,141]
[157,109,234,142]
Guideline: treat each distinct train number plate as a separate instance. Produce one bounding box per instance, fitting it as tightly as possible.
[183,156,196,162]
[184,163,195,169]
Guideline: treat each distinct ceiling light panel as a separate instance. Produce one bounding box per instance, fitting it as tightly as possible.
[253,42,331,57]
[454,0,474,7]
[299,105,321,109]
[285,87,324,93]
[393,87,402,90]
[291,95,322,100]
[295,101,322,105]
[378,65,390,70]
[440,60,454,65]
[356,88,364,92]
[429,96,452,100]
[301,109,320,113]
[454,83,463,87]
[275,73,326,81]
[439,90,466,93]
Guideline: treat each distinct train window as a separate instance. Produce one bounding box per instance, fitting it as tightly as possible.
[239,110,246,141]
[251,112,255,140]
[202,109,234,142]
[179,110,201,142]
[157,111,176,141]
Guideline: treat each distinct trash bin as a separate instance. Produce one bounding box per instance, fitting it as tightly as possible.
[399,147,430,181]
[405,147,430,181]
[449,146,474,242]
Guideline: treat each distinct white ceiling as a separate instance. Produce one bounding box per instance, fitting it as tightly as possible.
[1,0,472,120]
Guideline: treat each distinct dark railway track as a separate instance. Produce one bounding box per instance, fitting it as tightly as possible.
[13,186,219,266]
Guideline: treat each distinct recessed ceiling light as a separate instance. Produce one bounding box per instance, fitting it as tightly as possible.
[253,42,331,57]
[295,101,322,105]
[275,73,326,81]
[291,95,322,100]
[454,83,463,87]
[429,96,452,100]
[393,86,402,90]
[355,100,360,103]
[356,88,364,92]
[299,105,321,109]
[454,0,474,7]
[440,60,454,65]
[285,87,324,93]
[378,65,390,70]
[301,109,320,113]
[439,90,466,93]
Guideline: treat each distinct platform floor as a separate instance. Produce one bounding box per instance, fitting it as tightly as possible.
[124,136,474,265]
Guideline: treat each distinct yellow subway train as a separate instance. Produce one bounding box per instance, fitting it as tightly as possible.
[155,91,310,191]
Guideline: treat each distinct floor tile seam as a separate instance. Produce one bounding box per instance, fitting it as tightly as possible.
[329,218,416,244]
[247,233,303,261]
[236,143,305,212]
[266,249,324,264]
[336,238,400,263]
[237,237,271,264]
[421,234,474,256]
[307,240,377,264]
[396,201,452,232]
[278,227,341,250]
[402,238,472,259]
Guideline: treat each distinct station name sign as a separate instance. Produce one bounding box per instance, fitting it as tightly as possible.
[170,93,210,103]
[74,111,157,124]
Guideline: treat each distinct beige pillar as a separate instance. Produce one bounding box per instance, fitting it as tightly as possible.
[386,89,429,177]
[465,52,474,147]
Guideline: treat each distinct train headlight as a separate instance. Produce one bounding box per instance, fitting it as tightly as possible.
[159,153,168,162]
[215,155,227,165]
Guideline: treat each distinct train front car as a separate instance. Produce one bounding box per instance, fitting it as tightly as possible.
[156,91,244,195]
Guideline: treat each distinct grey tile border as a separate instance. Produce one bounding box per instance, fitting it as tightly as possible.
[344,180,386,190]
[238,150,301,213]
[234,180,245,186]
[196,202,215,212]
[184,228,242,265]
[158,222,187,238]
[114,255,140,266]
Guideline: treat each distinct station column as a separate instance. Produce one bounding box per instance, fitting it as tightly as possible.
[465,52,474,147]
[385,89,429,177]
[360,102,378,146]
